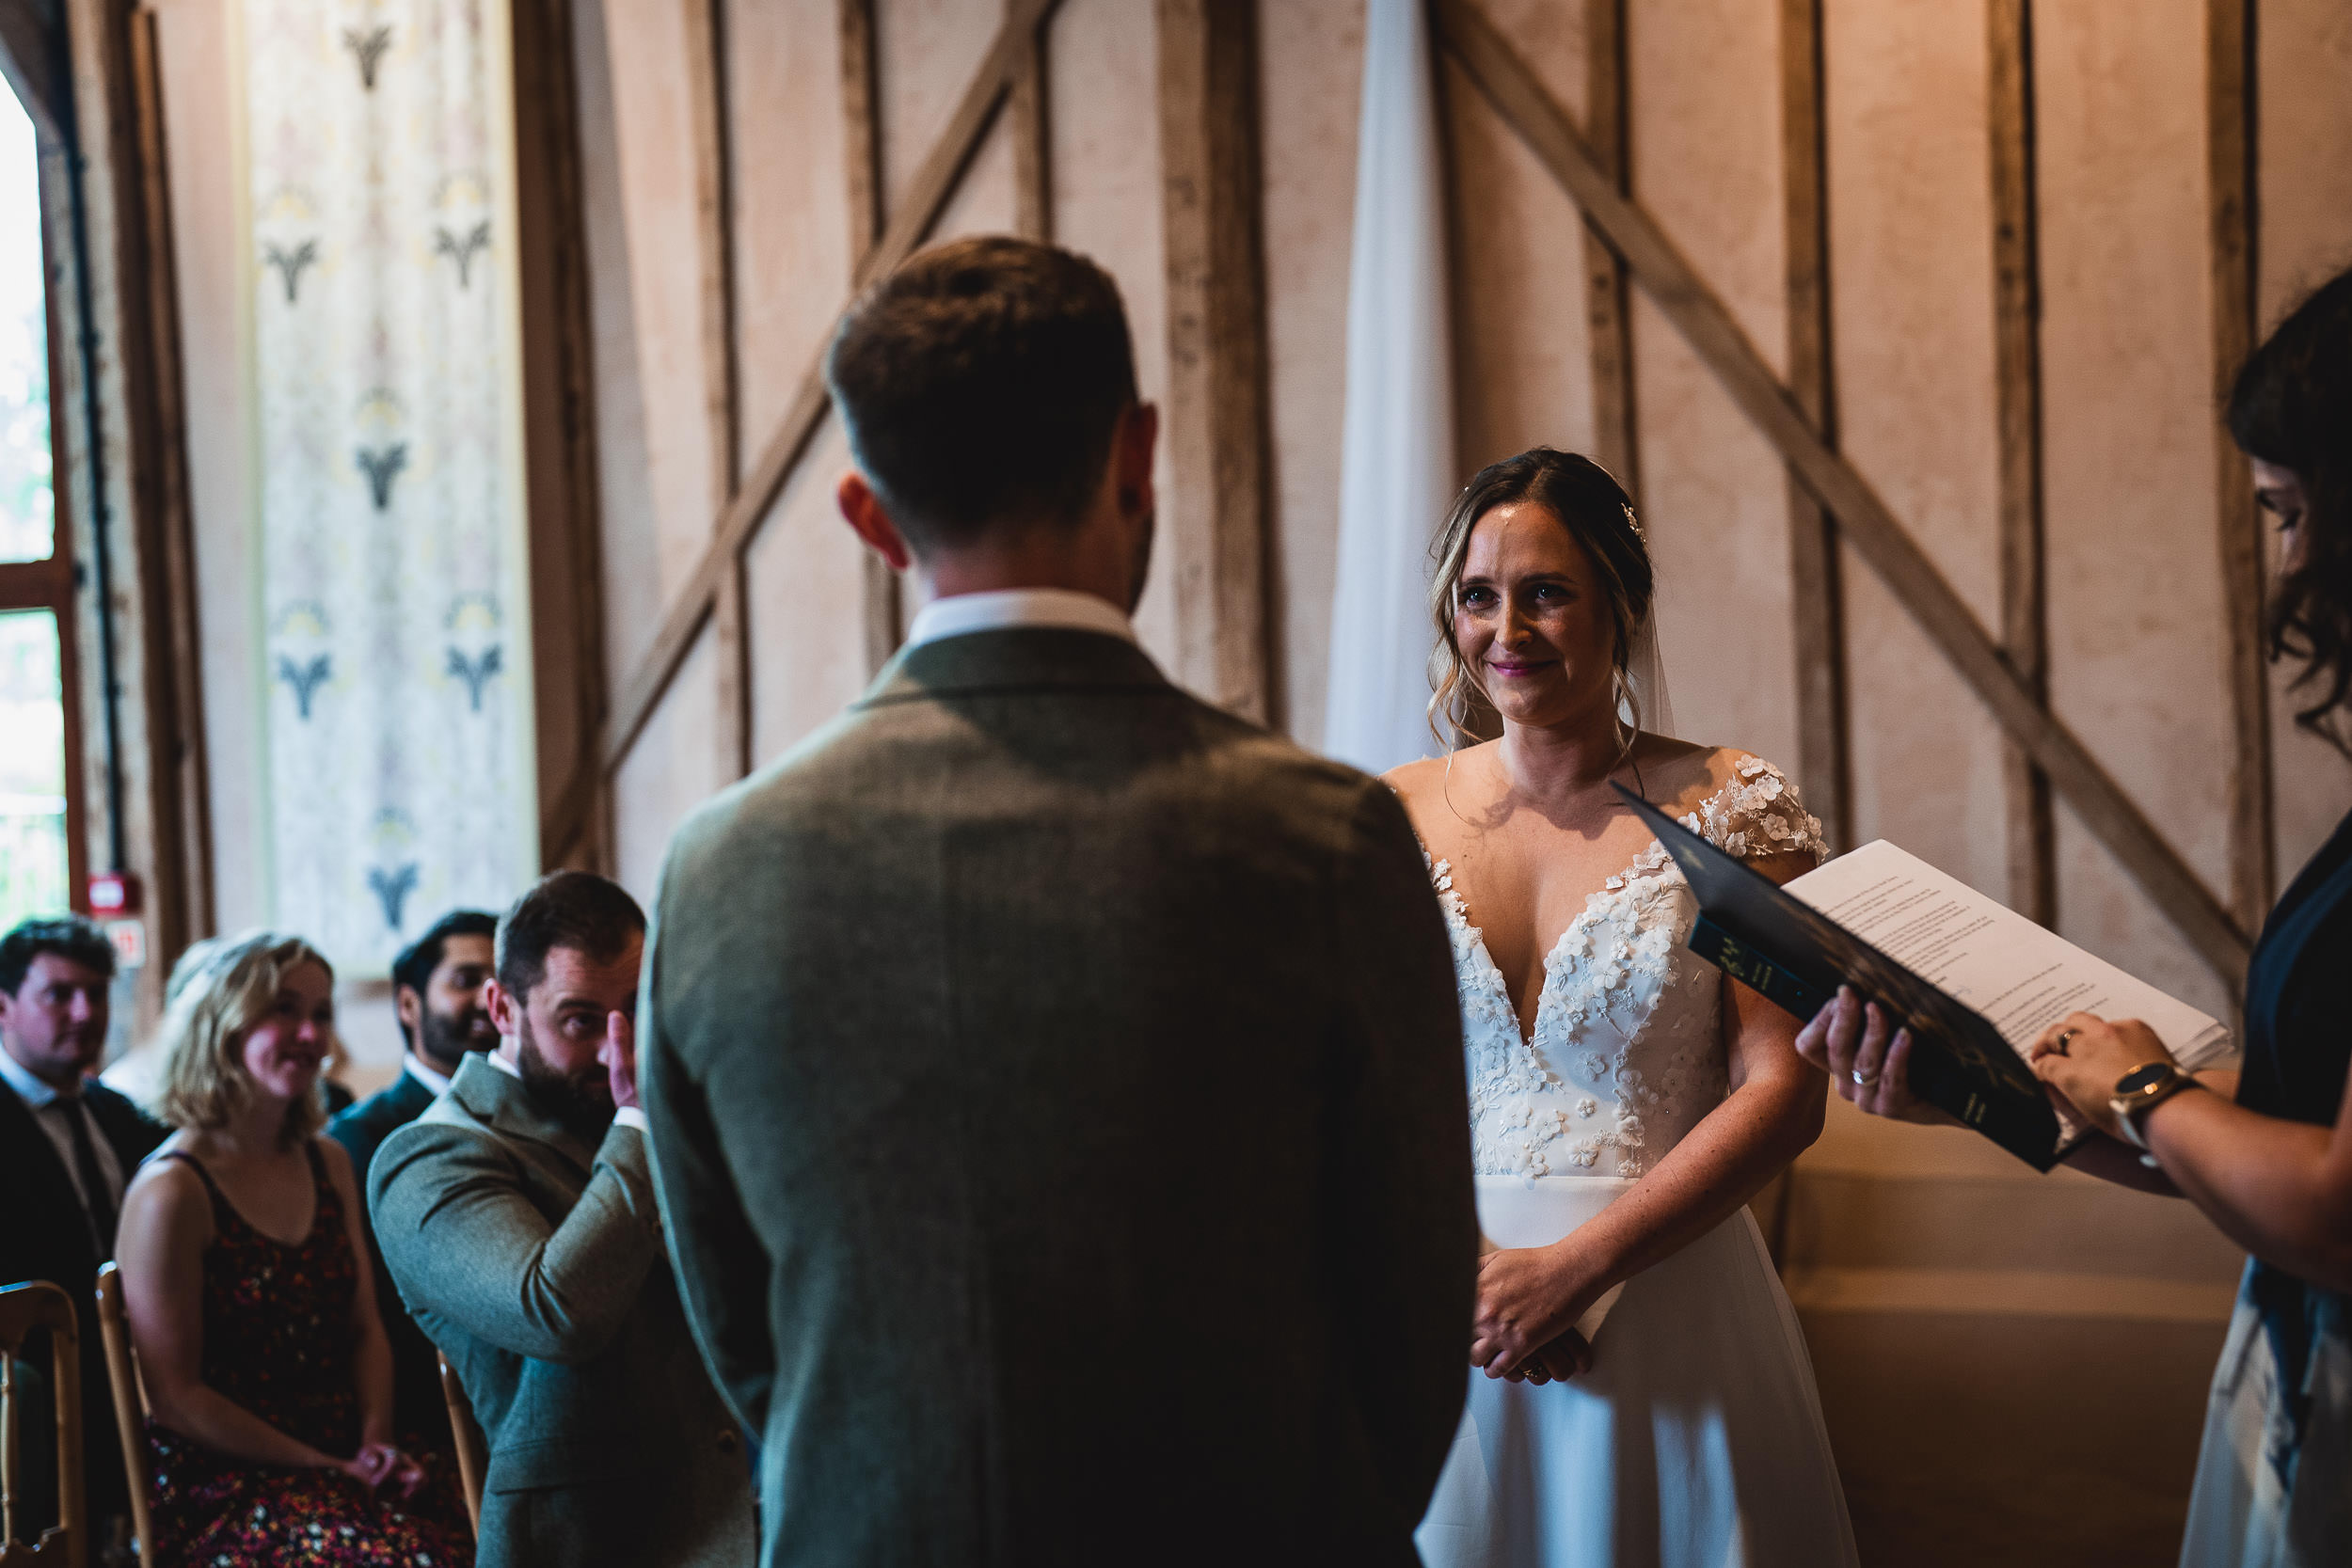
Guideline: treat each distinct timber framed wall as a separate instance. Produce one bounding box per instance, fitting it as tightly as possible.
[554,6,2351,1560]
[562,0,2352,1015]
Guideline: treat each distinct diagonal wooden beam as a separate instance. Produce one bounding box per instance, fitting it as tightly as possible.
[1431,0,2249,987]
[546,0,1066,860]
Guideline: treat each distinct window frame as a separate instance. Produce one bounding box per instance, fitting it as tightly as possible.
[0,165,91,917]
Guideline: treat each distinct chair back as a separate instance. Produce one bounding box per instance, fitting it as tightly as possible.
[437,1353,485,1535]
[0,1278,85,1568]
[90,1265,151,1562]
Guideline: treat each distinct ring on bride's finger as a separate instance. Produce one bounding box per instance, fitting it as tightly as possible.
[1851,1067,1879,1086]
[2052,1028,2078,1055]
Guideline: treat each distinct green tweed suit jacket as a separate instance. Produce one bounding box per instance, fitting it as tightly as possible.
[370,1053,755,1567]
[641,627,1476,1566]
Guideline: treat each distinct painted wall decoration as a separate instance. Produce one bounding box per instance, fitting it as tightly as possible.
[245,0,535,974]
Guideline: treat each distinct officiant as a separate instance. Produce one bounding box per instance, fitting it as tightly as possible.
[1796,265,2352,1567]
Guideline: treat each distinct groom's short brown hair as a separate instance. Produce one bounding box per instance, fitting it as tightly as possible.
[824,235,1138,551]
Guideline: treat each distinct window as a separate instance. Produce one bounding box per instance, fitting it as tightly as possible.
[0,79,84,925]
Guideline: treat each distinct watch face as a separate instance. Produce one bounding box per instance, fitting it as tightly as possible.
[2115,1062,2175,1096]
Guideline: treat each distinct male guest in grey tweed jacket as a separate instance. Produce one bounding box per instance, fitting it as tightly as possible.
[640,236,1476,1566]
[373,872,755,1567]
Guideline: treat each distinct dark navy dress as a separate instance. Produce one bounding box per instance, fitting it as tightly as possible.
[2181,807,2352,1565]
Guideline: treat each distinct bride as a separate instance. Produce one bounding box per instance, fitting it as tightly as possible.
[1387,448,1857,1567]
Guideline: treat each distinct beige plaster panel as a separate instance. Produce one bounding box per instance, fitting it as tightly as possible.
[154,0,267,928]
[1255,0,1359,746]
[727,0,856,454]
[2258,0,2352,879]
[1442,62,1597,481]
[574,0,663,688]
[1043,0,1178,670]
[875,0,999,220]
[2036,0,2234,1020]
[601,0,723,605]
[747,416,872,765]
[612,623,722,906]
[1822,0,2009,892]
[928,98,1019,242]
[1626,0,1796,767]
[1474,0,1587,120]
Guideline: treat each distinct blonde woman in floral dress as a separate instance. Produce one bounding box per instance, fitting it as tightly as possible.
[115,931,470,1567]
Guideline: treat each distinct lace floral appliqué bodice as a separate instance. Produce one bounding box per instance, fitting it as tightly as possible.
[1433,756,1826,1181]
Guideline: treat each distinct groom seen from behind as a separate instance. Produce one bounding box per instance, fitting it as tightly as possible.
[640,235,1477,1565]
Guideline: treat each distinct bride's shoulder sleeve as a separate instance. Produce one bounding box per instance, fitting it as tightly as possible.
[1683,752,1828,867]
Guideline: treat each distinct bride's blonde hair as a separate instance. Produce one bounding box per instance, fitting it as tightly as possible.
[1425,448,1654,750]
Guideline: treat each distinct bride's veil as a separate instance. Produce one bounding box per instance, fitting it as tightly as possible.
[1619,584,1677,744]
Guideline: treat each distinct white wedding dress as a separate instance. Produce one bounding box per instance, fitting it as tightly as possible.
[1416,756,1859,1568]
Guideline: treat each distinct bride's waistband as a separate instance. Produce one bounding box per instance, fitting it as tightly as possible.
[1472,1174,1640,1251]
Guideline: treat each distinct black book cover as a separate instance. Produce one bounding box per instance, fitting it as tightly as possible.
[1613,782,2064,1171]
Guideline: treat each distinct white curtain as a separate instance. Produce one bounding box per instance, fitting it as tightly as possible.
[1323,0,1457,775]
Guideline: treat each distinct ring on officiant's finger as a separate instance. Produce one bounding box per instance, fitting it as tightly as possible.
[1851,1067,1879,1086]
[2053,1028,2079,1055]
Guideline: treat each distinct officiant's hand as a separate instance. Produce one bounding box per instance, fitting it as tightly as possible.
[2028,1011,2163,1138]
[1470,1245,1599,1382]
[1793,986,1953,1125]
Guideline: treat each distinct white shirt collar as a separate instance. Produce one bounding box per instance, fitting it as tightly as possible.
[486,1047,523,1081]
[0,1044,74,1109]
[404,1053,456,1098]
[901,588,1136,651]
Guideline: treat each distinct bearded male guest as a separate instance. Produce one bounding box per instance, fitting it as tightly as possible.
[370,872,755,1568]
[639,236,1475,1565]
[329,909,498,1456]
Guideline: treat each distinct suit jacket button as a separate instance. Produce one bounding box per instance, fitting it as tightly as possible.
[716,1429,739,1455]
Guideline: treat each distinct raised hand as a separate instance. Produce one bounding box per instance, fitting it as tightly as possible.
[600,1007,640,1112]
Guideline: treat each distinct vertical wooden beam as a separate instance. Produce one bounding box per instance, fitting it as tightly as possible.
[1009,8,1051,243]
[1156,0,1271,721]
[128,7,214,939]
[2208,0,2270,930]
[1582,0,1637,499]
[1780,0,1849,849]
[839,0,901,675]
[512,0,613,872]
[685,0,751,779]
[1988,0,2054,925]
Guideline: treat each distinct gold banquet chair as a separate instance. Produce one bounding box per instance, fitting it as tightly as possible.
[91,1265,153,1563]
[437,1352,485,1535]
[0,1279,86,1568]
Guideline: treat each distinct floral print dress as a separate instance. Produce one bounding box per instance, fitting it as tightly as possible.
[146,1143,470,1567]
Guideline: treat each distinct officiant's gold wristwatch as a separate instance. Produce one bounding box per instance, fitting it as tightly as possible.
[2110,1060,2201,1154]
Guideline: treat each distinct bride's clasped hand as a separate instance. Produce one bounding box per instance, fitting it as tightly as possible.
[1472,1242,1599,1384]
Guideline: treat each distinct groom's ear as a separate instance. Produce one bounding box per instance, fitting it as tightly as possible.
[837,470,913,573]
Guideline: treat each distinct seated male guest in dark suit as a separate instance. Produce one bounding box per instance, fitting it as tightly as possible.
[329,909,497,1459]
[639,237,1476,1565]
[0,915,167,1541]
[371,872,754,1568]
